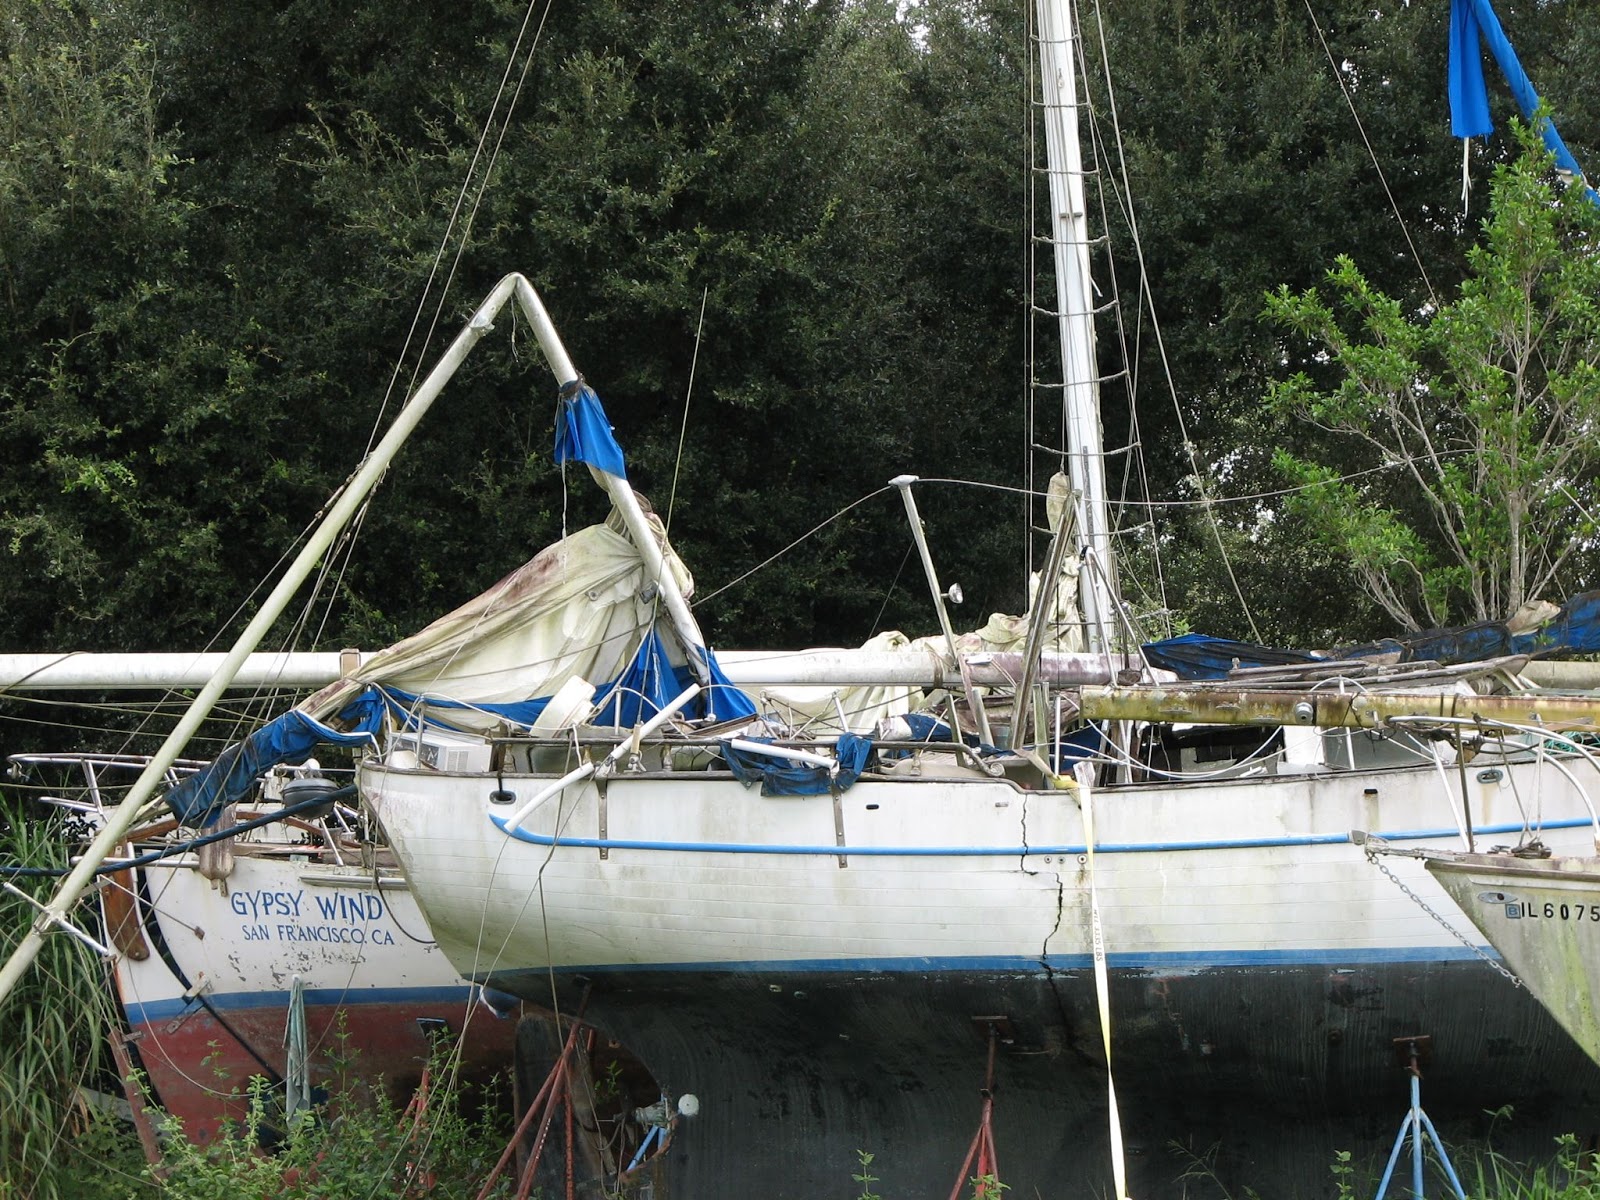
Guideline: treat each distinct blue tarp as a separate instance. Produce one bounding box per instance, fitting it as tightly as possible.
[887,713,1008,758]
[164,632,759,827]
[1141,634,1324,682]
[1339,619,1515,666]
[165,711,380,826]
[1338,591,1600,664]
[1448,0,1493,139]
[1447,0,1598,206]
[553,384,628,479]
[592,628,758,727]
[1145,589,1600,682]
[721,733,873,796]
[1513,591,1600,657]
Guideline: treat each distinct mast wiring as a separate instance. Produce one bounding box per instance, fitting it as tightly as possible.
[1301,0,1437,305]
[1082,0,1263,642]
[666,287,711,538]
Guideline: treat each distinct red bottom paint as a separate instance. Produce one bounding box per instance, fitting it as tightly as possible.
[125,998,520,1144]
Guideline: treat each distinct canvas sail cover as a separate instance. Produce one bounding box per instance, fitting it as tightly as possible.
[167,383,756,826]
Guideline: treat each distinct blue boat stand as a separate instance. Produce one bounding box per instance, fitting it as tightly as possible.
[1373,1037,1468,1200]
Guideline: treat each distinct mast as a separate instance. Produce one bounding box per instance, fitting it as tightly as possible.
[1036,0,1119,652]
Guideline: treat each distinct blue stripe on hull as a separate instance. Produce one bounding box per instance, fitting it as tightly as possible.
[491,812,1589,855]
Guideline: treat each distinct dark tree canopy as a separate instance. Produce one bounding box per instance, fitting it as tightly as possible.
[1,0,1595,751]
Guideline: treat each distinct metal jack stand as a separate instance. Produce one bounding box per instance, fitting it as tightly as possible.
[1373,1037,1467,1200]
[948,1020,1007,1200]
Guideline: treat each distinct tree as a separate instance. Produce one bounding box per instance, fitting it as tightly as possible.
[1264,122,1600,630]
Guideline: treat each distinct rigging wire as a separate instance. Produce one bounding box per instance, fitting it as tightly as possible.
[1023,0,1039,591]
[1085,0,1263,643]
[692,485,895,611]
[686,452,1448,617]
[276,0,563,769]
[665,287,711,538]
[1301,0,1437,305]
[1072,0,1171,640]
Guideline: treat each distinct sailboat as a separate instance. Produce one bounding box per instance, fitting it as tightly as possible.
[14,0,1599,1194]
[6,751,523,1146]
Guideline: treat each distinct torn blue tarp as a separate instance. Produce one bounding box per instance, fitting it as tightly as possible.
[885,713,1007,758]
[164,632,758,827]
[721,733,873,796]
[591,628,758,726]
[1449,0,1493,139]
[164,710,380,827]
[553,384,628,480]
[1339,618,1516,665]
[1513,591,1600,657]
[1141,634,1324,682]
[1337,591,1600,664]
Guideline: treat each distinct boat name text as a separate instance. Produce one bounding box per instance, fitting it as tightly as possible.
[230,888,396,945]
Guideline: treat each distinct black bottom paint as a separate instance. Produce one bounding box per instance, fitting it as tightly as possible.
[495,962,1600,1199]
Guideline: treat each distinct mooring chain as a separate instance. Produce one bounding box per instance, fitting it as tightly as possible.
[1363,846,1524,989]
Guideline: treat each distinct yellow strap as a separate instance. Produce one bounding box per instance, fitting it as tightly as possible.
[1075,762,1131,1200]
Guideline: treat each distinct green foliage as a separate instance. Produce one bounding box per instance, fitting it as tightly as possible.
[1470,1132,1600,1200]
[148,1065,508,1200]
[0,0,1596,684]
[849,1148,1008,1200]
[1266,121,1600,629]
[854,1148,883,1200]
[0,797,123,1200]
[1330,1148,1356,1200]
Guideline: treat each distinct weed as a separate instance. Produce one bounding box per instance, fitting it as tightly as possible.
[854,1148,882,1200]
[147,1044,511,1200]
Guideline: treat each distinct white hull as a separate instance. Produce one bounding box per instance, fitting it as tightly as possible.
[367,755,1589,975]
[1427,853,1600,1067]
[363,747,1600,1196]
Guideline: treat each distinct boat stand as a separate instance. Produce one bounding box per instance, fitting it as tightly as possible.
[474,1014,587,1200]
[1373,1036,1467,1200]
[947,1020,1006,1200]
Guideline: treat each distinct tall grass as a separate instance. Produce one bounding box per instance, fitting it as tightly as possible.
[0,794,128,1199]
[1467,1133,1600,1200]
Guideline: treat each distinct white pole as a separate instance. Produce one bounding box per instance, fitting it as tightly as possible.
[510,276,712,687]
[0,272,545,1008]
[0,646,1157,693]
[0,651,362,691]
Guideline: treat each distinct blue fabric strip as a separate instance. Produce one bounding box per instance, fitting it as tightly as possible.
[553,384,628,479]
[1448,0,1492,139]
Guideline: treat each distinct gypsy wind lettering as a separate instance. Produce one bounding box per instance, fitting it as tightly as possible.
[230,887,396,945]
